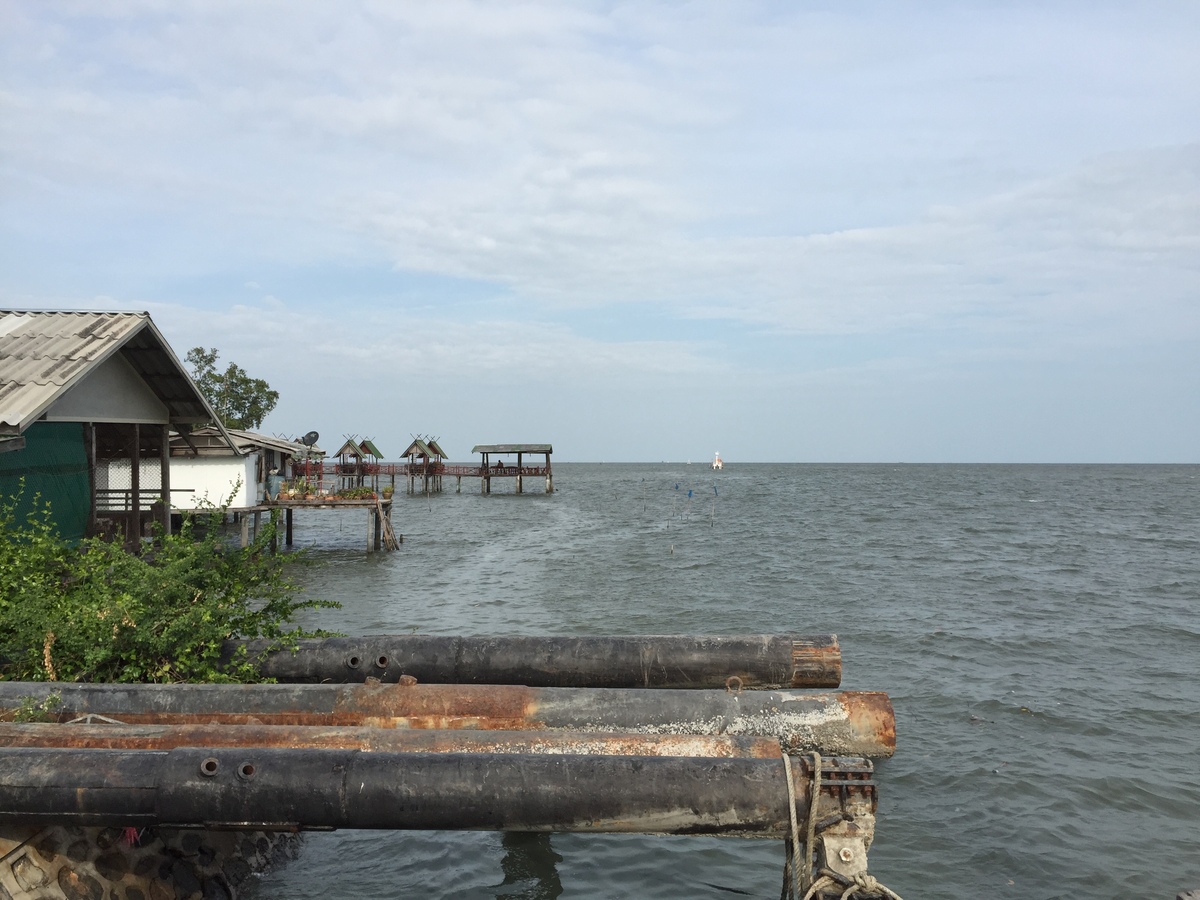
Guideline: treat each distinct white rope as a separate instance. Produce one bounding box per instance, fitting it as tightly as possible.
[781,752,803,900]
[802,752,822,891]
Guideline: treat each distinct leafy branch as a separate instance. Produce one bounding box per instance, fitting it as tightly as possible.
[0,487,339,684]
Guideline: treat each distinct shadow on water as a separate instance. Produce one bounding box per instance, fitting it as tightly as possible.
[493,832,564,900]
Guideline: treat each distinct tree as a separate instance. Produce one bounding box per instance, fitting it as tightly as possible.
[186,347,280,431]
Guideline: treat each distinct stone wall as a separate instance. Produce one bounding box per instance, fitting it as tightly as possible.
[0,825,300,900]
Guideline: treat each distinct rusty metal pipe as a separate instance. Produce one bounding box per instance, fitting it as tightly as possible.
[0,723,785,758]
[0,747,876,837]
[223,633,841,688]
[0,683,894,757]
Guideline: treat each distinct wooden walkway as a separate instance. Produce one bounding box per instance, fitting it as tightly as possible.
[297,463,554,495]
[237,498,397,552]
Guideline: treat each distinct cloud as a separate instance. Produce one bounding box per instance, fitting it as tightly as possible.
[149,297,715,383]
[2,2,1199,460]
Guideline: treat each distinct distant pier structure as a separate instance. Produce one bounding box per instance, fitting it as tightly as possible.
[473,443,553,494]
[401,436,448,495]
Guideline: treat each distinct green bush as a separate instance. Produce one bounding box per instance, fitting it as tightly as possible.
[0,489,338,683]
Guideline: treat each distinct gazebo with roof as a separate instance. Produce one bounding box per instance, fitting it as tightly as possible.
[472,443,553,494]
[400,436,448,495]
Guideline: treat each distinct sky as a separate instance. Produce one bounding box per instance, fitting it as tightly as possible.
[2,2,1197,462]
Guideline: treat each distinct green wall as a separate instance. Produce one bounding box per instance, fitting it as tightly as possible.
[0,422,90,540]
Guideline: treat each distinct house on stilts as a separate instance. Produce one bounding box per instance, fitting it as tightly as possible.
[0,309,233,545]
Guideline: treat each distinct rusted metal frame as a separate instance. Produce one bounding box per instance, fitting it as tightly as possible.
[0,723,786,758]
[0,683,895,758]
[0,748,875,837]
[224,633,842,689]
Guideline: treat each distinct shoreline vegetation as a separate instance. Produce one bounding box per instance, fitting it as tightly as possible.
[0,489,338,686]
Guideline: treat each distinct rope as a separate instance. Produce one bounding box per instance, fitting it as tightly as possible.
[801,872,906,900]
[803,875,838,900]
[802,752,822,891]
[780,751,802,900]
[779,750,906,900]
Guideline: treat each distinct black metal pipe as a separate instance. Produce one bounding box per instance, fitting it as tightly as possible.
[0,747,875,837]
[222,633,842,688]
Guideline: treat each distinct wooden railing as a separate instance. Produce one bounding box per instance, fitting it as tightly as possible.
[295,463,549,479]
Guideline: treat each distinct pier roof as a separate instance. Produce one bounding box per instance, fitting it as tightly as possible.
[401,437,436,459]
[472,444,552,454]
[334,439,365,459]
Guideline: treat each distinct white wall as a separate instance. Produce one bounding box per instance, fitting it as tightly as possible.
[168,455,259,509]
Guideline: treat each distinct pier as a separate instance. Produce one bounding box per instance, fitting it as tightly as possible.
[293,442,554,496]
[236,496,398,552]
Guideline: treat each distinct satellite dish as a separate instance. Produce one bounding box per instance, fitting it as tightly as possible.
[301,431,320,447]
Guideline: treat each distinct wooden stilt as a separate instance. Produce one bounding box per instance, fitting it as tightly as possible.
[85,422,97,536]
[159,424,171,535]
[129,424,141,547]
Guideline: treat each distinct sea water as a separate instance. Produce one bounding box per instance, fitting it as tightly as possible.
[244,463,1200,899]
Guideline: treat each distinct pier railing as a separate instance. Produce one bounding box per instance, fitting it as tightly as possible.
[297,462,547,479]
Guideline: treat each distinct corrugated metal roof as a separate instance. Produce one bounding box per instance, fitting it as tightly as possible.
[0,310,226,437]
[230,429,323,457]
[471,444,553,454]
[175,426,323,458]
[359,439,383,459]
